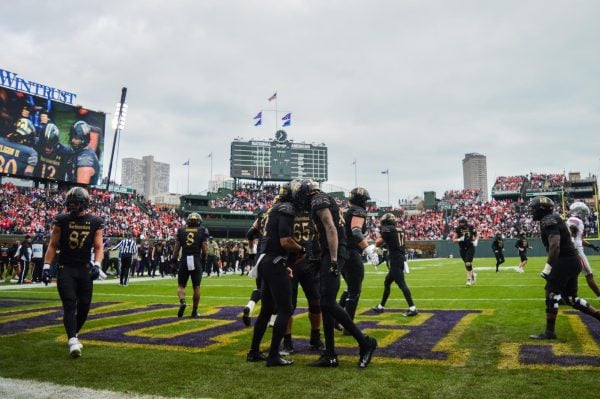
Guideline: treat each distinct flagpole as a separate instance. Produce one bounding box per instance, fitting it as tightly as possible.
[187,161,190,194]
[387,171,390,207]
[354,160,357,187]
[275,92,278,132]
[209,152,213,183]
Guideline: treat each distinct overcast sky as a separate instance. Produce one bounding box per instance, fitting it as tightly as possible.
[1,0,599,205]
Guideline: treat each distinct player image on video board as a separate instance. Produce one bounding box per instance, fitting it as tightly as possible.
[0,87,105,184]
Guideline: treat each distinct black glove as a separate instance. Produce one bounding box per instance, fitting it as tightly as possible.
[42,264,51,286]
[329,260,339,276]
[592,244,600,252]
[89,261,106,280]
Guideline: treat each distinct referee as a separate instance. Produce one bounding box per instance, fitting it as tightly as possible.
[112,232,137,286]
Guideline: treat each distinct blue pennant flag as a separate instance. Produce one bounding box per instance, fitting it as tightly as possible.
[254,119,262,126]
[254,112,262,119]
[282,120,291,127]
[381,169,389,175]
[183,160,190,166]
[282,113,291,121]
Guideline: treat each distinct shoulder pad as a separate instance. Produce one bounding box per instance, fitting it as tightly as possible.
[540,214,559,229]
[77,149,98,167]
[311,193,331,210]
[274,202,295,216]
[52,213,69,225]
[350,205,367,218]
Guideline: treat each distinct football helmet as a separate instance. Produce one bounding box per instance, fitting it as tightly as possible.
[65,187,90,215]
[380,213,397,226]
[69,120,91,150]
[569,202,590,218]
[349,187,371,209]
[458,216,468,227]
[187,212,202,227]
[39,123,60,149]
[495,232,502,239]
[528,196,554,221]
[291,179,320,210]
[7,118,36,145]
[274,182,293,203]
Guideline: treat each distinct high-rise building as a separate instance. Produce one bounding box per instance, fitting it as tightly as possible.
[462,152,488,201]
[121,155,170,199]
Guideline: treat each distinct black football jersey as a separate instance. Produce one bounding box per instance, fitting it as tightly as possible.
[455,224,476,249]
[380,224,406,257]
[344,204,367,250]
[177,226,209,256]
[492,238,504,251]
[540,214,578,258]
[53,213,105,267]
[33,144,71,180]
[0,137,38,175]
[515,238,529,250]
[68,147,100,184]
[258,202,295,256]
[310,193,347,254]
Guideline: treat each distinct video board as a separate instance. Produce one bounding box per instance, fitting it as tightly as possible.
[230,131,328,182]
[0,86,105,185]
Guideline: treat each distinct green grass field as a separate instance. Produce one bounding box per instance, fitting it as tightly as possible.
[2,255,600,399]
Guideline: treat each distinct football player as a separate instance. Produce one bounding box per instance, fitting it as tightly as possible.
[246,185,304,367]
[491,232,505,272]
[452,216,478,287]
[173,213,209,318]
[338,187,378,325]
[515,232,532,273]
[567,202,600,298]
[528,196,600,340]
[281,192,324,354]
[42,187,105,358]
[67,121,100,184]
[291,179,377,368]
[371,213,418,316]
[33,123,71,180]
[0,118,38,176]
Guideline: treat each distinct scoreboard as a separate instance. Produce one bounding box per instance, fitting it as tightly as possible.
[230,130,328,182]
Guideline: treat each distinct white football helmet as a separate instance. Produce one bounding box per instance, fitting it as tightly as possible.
[569,202,590,218]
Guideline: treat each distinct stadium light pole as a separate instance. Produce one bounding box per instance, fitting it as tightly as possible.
[106,87,128,192]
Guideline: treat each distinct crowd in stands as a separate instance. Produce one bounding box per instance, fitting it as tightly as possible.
[492,176,525,192]
[529,173,565,190]
[0,183,184,240]
[0,183,597,242]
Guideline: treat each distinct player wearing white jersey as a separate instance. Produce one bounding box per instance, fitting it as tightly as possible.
[567,202,600,298]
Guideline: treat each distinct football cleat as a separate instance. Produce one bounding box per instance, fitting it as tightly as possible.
[403,309,419,317]
[529,331,557,340]
[371,305,384,313]
[177,302,187,318]
[307,354,339,368]
[358,336,377,369]
[309,337,325,351]
[68,337,82,358]
[280,342,295,356]
[266,356,294,367]
[242,306,251,327]
[466,279,472,287]
[246,350,268,362]
[190,311,200,318]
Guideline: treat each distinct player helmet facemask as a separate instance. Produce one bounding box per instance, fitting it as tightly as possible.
[458,216,468,227]
[69,120,91,150]
[528,196,555,221]
[39,123,60,149]
[380,213,397,226]
[65,187,90,215]
[349,187,371,209]
[7,118,36,146]
[569,202,590,218]
[187,212,202,227]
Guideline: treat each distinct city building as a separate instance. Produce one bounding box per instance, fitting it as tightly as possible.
[121,155,169,199]
[462,152,488,201]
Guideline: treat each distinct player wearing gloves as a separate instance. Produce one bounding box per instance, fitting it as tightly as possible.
[528,196,600,340]
[566,202,600,298]
[371,213,418,316]
[453,216,478,287]
[338,187,375,323]
[42,187,105,358]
